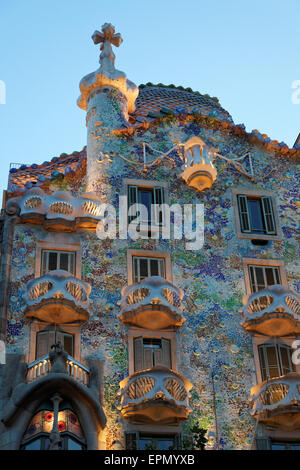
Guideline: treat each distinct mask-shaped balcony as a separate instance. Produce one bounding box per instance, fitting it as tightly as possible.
[250,373,300,430]
[118,366,192,424]
[180,136,217,192]
[6,188,103,231]
[241,285,300,336]
[120,276,185,329]
[24,270,91,323]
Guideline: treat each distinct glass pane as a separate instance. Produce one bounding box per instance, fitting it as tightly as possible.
[279,346,294,374]
[265,268,276,286]
[139,439,154,450]
[248,199,265,233]
[59,253,69,272]
[150,259,159,276]
[67,438,83,450]
[139,189,153,219]
[139,258,149,280]
[157,439,174,450]
[24,439,42,450]
[272,443,286,450]
[63,334,74,356]
[254,267,266,290]
[48,252,58,271]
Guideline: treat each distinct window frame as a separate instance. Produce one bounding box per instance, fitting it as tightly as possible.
[40,249,76,276]
[252,337,300,384]
[132,255,166,284]
[258,343,295,381]
[127,249,172,285]
[123,178,169,234]
[28,321,81,363]
[232,188,282,241]
[128,329,176,376]
[243,258,287,295]
[35,238,81,279]
[133,336,172,372]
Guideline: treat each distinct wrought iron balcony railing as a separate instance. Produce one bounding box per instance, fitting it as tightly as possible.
[120,276,185,329]
[26,354,90,386]
[250,372,300,430]
[241,284,300,336]
[118,366,192,424]
[6,188,103,231]
[24,270,91,323]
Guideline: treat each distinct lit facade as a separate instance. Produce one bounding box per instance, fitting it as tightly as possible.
[0,23,299,450]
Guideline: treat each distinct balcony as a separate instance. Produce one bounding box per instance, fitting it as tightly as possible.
[6,188,103,231]
[241,284,300,336]
[27,354,90,386]
[120,276,185,329]
[118,366,192,424]
[250,373,300,430]
[24,270,91,323]
[180,136,217,192]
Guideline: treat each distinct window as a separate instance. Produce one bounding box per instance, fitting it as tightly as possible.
[128,185,165,225]
[271,441,300,450]
[132,256,166,283]
[36,325,74,359]
[139,435,175,450]
[41,250,76,275]
[258,343,295,381]
[125,432,180,450]
[237,195,276,235]
[21,402,86,450]
[133,337,171,372]
[249,265,281,293]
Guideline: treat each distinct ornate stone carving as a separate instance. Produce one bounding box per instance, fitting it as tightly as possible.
[49,342,68,374]
[78,23,138,113]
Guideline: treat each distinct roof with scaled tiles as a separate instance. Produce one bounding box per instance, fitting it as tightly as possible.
[132,84,233,123]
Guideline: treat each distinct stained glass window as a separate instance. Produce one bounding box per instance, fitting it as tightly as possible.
[22,407,85,450]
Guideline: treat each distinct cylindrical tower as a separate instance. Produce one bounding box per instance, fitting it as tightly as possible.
[77,23,138,193]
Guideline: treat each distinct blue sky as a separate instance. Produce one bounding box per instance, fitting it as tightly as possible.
[0,0,299,195]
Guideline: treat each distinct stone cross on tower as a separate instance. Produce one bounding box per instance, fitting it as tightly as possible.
[92,23,123,75]
[78,22,139,192]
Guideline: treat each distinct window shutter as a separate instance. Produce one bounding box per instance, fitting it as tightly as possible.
[153,348,162,366]
[261,197,276,235]
[237,195,251,233]
[161,338,171,369]
[36,332,48,359]
[255,437,271,450]
[125,432,139,450]
[144,348,153,369]
[134,337,144,372]
[128,186,138,223]
[153,187,165,225]
[41,250,48,275]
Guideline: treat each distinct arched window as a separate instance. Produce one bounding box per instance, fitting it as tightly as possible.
[21,397,86,450]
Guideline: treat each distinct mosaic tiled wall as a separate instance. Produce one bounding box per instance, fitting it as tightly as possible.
[5,113,299,449]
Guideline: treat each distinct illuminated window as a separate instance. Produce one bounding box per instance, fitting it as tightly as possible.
[21,400,85,450]
[258,343,295,381]
[41,250,76,275]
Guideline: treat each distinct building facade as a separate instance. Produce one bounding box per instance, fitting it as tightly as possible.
[0,23,299,450]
